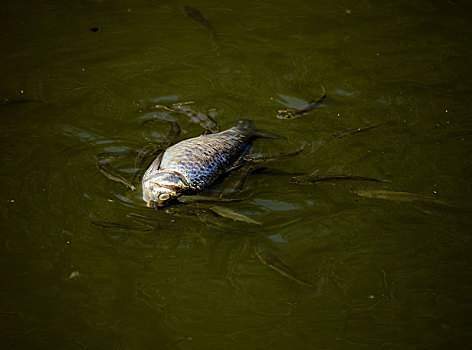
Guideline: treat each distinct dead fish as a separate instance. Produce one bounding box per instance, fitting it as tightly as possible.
[276,87,326,120]
[182,5,216,39]
[333,122,392,138]
[291,174,385,185]
[96,159,136,190]
[210,206,262,225]
[352,189,451,206]
[142,119,283,207]
[256,250,312,287]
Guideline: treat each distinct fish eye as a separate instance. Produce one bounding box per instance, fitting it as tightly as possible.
[158,193,171,201]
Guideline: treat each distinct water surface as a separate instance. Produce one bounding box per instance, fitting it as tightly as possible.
[1,0,472,349]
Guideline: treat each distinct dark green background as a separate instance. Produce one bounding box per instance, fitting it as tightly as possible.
[1,0,471,349]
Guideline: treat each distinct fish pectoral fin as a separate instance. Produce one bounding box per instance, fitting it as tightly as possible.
[141,152,164,183]
[149,152,164,171]
[132,145,165,184]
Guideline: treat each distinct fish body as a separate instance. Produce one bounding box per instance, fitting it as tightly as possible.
[142,120,282,207]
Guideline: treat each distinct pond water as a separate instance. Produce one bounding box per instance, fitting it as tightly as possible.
[1,0,472,349]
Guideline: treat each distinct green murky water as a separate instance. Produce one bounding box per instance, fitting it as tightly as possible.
[1,0,472,349]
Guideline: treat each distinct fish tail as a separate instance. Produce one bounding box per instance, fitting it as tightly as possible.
[235,119,285,140]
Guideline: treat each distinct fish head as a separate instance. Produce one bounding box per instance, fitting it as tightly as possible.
[142,172,188,208]
[144,186,177,208]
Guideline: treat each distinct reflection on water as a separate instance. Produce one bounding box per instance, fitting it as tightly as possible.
[1,0,472,349]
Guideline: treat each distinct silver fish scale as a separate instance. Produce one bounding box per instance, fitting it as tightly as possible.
[159,128,250,190]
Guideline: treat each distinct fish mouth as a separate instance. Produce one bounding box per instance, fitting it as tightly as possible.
[146,198,178,208]
[146,201,166,208]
